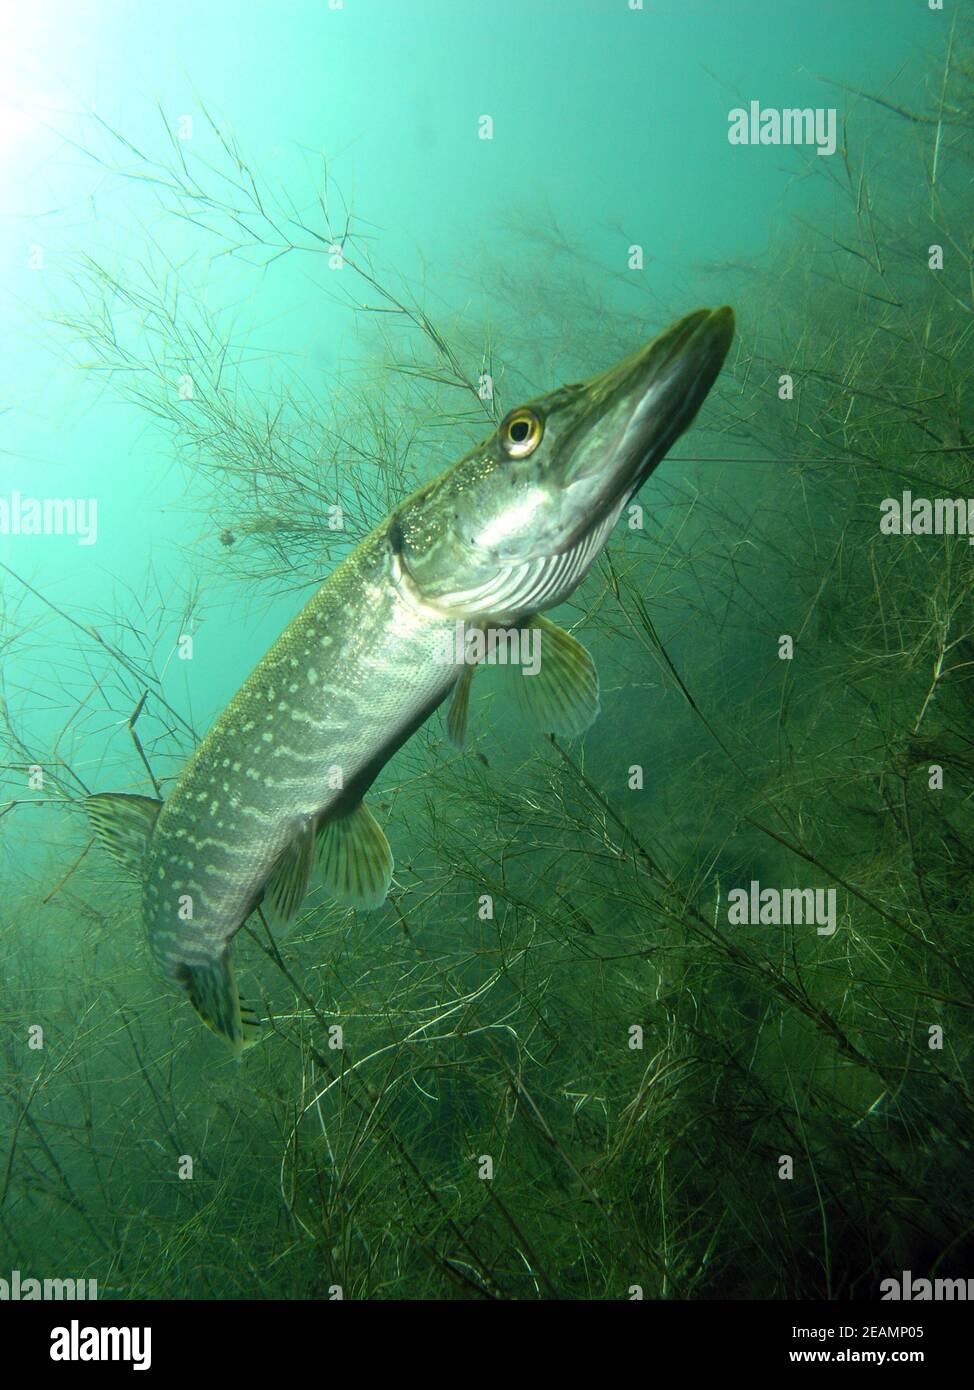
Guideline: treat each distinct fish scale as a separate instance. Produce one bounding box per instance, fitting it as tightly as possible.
[143,525,460,969]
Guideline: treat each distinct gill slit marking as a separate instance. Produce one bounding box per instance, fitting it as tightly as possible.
[388,501,623,618]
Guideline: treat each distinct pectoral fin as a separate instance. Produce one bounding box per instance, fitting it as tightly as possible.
[446,664,475,748]
[508,615,600,736]
[316,801,393,910]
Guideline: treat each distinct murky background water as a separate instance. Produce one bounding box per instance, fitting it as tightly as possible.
[1,1,971,1300]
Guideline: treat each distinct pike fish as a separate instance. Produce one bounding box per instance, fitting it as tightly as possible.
[86,306,735,1052]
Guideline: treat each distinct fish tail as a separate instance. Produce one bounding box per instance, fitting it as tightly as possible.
[173,953,260,1056]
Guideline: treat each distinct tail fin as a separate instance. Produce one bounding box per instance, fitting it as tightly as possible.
[174,953,261,1055]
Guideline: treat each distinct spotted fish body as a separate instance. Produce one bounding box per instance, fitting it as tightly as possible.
[87,306,734,1050]
[149,528,459,1012]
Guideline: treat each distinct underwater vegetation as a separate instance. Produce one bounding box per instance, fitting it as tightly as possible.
[1,19,974,1301]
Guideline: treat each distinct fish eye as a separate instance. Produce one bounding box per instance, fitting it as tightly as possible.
[500,408,543,458]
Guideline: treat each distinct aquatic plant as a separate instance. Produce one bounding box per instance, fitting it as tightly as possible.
[1,18,972,1298]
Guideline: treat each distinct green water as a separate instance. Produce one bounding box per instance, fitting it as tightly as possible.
[1,0,972,1301]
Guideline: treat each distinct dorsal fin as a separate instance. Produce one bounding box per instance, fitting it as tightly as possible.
[85,792,163,878]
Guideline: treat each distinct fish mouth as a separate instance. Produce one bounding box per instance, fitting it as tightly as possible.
[564,305,735,509]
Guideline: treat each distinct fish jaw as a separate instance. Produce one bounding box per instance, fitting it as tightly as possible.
[558,306,736,525]
[394,307,735,620]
